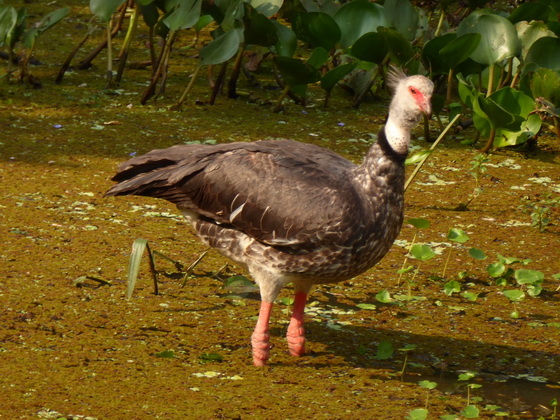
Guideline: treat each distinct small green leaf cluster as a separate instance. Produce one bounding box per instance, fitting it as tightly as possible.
[0,4,69,82]
[519,193,560,232]
[398,218,557,317]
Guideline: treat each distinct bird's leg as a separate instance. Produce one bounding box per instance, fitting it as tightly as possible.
[251,300,273,366]
[286,291,307,357]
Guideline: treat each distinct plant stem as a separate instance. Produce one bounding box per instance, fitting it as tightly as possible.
[486,63,494,97]
[446,68,454,104]
[228,43,245,99]
[405,113,460,191]
[352,55,388,109]
[434,6,445,37]
[273,85,291,113]
[140,30,177,104]
[174,64,202,108]
[480,126,496,154]
[400,352,408,376]
[56,21,94,84]
[398,233,417,286]
[181,249,209,286]
[442,247,453,278]
[210,62,228,105]
[115,2,139,85]
[105,20,114,88]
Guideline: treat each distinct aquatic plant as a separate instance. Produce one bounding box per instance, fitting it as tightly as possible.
[0,4,69,83]
[441,227,469,278]
[455,154,489,211]
[519,192,560,232]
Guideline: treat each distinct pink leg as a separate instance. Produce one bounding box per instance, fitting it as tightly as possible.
[286,291,307,357]
[251,301,273,366]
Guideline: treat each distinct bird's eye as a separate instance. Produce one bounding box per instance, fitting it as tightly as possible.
[409,87,417,95]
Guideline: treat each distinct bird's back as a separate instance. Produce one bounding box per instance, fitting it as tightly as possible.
[106,138,403,281]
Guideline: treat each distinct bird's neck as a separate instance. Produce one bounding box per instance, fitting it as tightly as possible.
[383,112,412,156]
[353,125,407,197]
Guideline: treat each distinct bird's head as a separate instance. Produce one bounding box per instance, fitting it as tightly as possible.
[382,67,434,156]
[387,67,434,128]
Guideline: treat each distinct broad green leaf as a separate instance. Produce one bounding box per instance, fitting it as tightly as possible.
[407,218,430,229]
[199,27,243,66]
[216,0,244,32]
[383,0,419,42]
[90,0,126,21]
[243,4,277,47]
[477,93,521,132]
[308,47,328,69]
[514,269,544,285]
[493,113,542,148]
[292,12,340,51]
[195,14,214,33]
[489,87,535,119]
[224,275,258,293]
[458,13,520,65]
[405,408,428,420]
[272,21,296,57]
[469,248,487,260]
[525,36,560,71]
[458,371,476,381]
[447,228,469,243]
[280,297,294,305]
[525,68,560,105]
[274,56,321,86]
[164,0,202,31]
[375,289,393,303]
[334,0,386,49]
[375,340,394,360]
[498,254,527,265]
[503,289,525,302]
[35,7,69,34]
[515,20,556,60]
[487,262,506,278]
[527,283,543,297]
[461,405,480,418]
[320,61,358,93]
[508,2,552,24]
[457,72,478,108]
[399,344,417,352]
[443,280,461,296]
[410,244,435,261]
[7,7,26,49]
[249,0,283,18]
[440,33,481,69]
[418,380,437,390]
[357,303,377,310]
[139,2,161,28]
[350,32,387,64]
[462,291,479,301]
[23,7,69,48]
[378,26,414,66]
[422,33,456,74]
[0,6,17,47]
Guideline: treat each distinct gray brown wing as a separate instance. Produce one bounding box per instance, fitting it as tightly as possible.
[106,140,364,248]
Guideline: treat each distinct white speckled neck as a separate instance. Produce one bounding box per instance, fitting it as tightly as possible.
[384,114,411,156]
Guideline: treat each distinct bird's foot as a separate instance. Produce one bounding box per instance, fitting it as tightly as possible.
[251,330,271,366]
[287,326,305,357]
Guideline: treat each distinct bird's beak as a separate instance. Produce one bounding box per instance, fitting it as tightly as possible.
[422,100,432,118]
